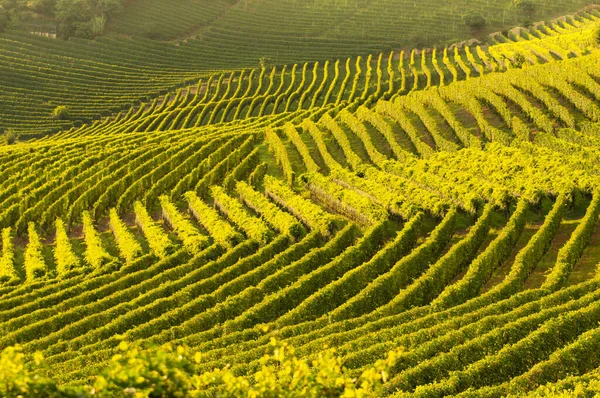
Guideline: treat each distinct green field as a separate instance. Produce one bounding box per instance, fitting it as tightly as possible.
[2,1,600,397]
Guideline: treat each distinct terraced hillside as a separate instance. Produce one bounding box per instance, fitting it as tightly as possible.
[2,5,600,137]
[108,0,595,44]
[2,6,600,397]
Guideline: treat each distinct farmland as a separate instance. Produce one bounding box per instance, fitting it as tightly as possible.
[2,0,600,396]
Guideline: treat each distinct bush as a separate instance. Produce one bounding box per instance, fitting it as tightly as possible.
[0,346,64,398]
[514,0,536,13]
[512,53,527,68]
[0,340,399,397]
[93,341,196,397]
[73,21,95,39]
[463,10,486,29]
[193,338,397,397]
[259,57,272,69]
[52,105,71,120]
[3,129,16,145]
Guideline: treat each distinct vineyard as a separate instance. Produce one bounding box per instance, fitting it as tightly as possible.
[2,1,600,136]
[2,2,600,397]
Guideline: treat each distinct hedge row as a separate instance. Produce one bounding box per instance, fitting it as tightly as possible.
[330,208,458,321]
[432,199,529,309]
[185,191,240,247]
[264,175,335,236]
[108,209,143,263]
[211,186,272,245]
[543,189,600,290]
[276,217,419,328]
[379,203,494,315]
[386,281,600,394]
[159,196,209,254]
[235,181,303,238]
[134,201,176,259]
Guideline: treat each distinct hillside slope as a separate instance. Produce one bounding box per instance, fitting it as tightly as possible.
[1,11,600,395]
[2,7,598,136]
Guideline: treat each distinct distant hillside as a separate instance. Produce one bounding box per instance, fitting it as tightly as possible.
[1,6,598,136]
[107,0,598,45]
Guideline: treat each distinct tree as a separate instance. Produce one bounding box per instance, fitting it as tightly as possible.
[55,0,122,38]
[514,0,536,22]
[0,0,122,37]
[55,0,91,23]
[463,10,486,30]
[26,0,56,18]
[514,0,536,13]
[95,0,122,16]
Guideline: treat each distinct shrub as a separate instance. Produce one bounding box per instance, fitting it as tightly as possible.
[3,129,16,145]
[0,346,62,398]
[73,21,95,39]
[463,10,486,29]
[0,340,399,397]
[259,57,272,69]
[193,338,398,397]
[52,105,71,120]
[93,341,195,397]
[512,53,527,68]
[514,0,536,13]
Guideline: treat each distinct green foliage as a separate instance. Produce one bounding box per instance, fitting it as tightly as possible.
[259,56,272,69]
[520,379,600,397]
[276,218,416,326]
[489,194,568,298]
[55,0,122,37]
[24,223,46,282]
[3,6,600,396]
[595,23,600,46]
[0,340,397,397]
[82,211,113,268]
[25,0,55,17]
[432,199,529,309]
[185,191,240,247]
[331,208,459,320]
[511,52,527,69]
[109,209,143,263]
[383,203,494,313]
[194,339,397,397]
[93,341,195,397]
[236,181,304,238]
[264,175,336,236]
[3,128,16,145]
[514,0,536,13]
[54,218,81,275]
[159,195,209,254]
[265,127,295,186]
[51,105,70,120]
[0,346,63,398]
[134,201,175,259]
[0,227,18,284]
[211,185,272,245]
[543,190,600,290]
[463,10,486,29]
[302,172,388,226]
